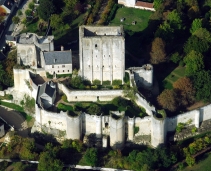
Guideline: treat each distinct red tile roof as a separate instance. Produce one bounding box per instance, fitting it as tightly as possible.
[135,1,154,8]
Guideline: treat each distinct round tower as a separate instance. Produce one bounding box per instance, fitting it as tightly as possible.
[110,111,125,150]
[96,114,102,138]
[66,113,82,140]
[143,64,153,87]
[151,111,166,147]
[128,116,135,141]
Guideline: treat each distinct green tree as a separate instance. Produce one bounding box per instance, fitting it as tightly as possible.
[50,14,64,29]
[154,0,164,10]
[84,148,98,166]
[193,70,211,102]
[193,28,211,42]
[184,36,209,54]
[20,138,37,160]
[38,0,56,20]
[190,18,202,34]
[0,63,5,84]
[184,50,204,76]
[155,21,174,41]
[150,37,167,64]
[170,52,183,64]
[28,2,35,10]
[70,75,83,88]
[38,151,63,171]
[87,104,102,115]
[157,89,178,112]
[25,9,32,16]
[123,85,138,101]
[17,10,23,16]
[12,16,20,24]
[167,10,182,30]
[23,95,35,114]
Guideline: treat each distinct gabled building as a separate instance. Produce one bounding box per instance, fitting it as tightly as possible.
[36,81,56,109]
[42,50,72,75]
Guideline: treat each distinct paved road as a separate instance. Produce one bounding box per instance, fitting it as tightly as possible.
[0,106,28,137]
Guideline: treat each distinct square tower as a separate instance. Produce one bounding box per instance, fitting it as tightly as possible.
[79,26,125,84]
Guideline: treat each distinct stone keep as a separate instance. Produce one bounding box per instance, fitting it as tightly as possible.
[79,26,125,84]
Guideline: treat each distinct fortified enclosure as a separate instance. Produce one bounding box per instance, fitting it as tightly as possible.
[79,26,125,84]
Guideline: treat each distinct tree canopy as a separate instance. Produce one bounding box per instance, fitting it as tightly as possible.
[192,70,211,102]
[184,50,204,76]
[190,18,202,34]
[157,89,178,112]
[38,0,57,20]
[150,37,167,64]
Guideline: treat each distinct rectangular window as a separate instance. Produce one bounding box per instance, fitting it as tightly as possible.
[62,65,65,68]
[52,65,54,68]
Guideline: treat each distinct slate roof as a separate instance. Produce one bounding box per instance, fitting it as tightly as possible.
[43,51,72,65]
[37,81,56,107]
[5,34,16,41]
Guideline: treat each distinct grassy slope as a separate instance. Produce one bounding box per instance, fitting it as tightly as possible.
[0,101,32,122]
[183,152,211,171]
[109,7,152,32]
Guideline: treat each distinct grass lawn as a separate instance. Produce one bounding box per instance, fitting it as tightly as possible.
[21,18,46,36]
[109,7,153,59]
[183,152,211,171]
[109,7,152,32]
[0,101,32,122]
[161,66,186,90]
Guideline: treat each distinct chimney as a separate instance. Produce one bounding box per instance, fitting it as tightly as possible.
[54,59,56,63]
[61,46,64,51]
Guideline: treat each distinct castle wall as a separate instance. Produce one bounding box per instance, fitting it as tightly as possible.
[39,108,68,131]
[58,83,123,102]
[135,93,155,115]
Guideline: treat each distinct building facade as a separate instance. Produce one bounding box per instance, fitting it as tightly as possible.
[79,26,125,84]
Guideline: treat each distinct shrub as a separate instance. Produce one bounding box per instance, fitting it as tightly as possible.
[191,127,197,133]
[113,85,120,89]
[102,80,111,86]
[87,104,102,115]
[18,10,23,16]
[124,72,130,84]
[28,2,35,10]
[23,95,35,114]
[176,123,186,133]
[84,148,98,166]
[57,103,73,111]
[134,126,139,134]
[93,79,101,85]
[112,79,122,86]
[170,52,183,64]
[62,94,68,102]
[46,72,53,79]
